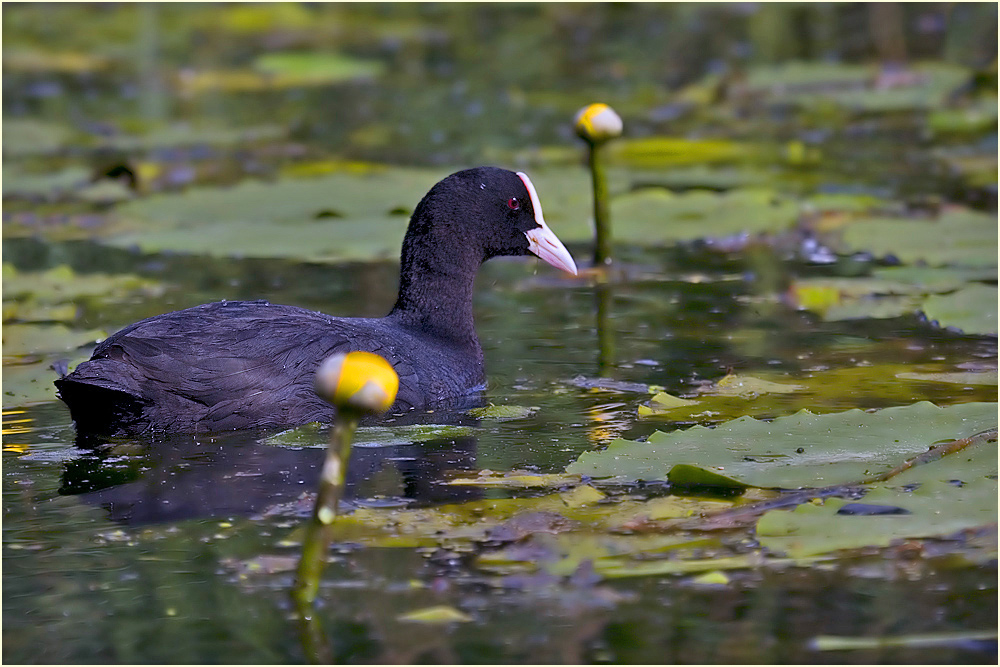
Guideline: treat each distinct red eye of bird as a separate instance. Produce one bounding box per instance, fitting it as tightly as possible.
[507,197,520,210]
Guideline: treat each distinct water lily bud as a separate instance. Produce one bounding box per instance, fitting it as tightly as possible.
[574,103,623,143]
[315,351,399,414]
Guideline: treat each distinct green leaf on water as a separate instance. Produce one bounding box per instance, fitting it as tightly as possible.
[397,605,472,624]
[466,404,538,420]
[107,168,445,261]
[2,323,105,357]
[446,470,582,489]
[264,421,475,448]
[921,284,998,335]
[558,484,606,507]
[743,62,971,112]
[811,630,999,652]
[690,570,731,586]
[611,136,761,169]
[838,207,997,267]
[2,263,164,306]
[569,402,998,488]
[638,365,997,424]
[789,266,997,327]
[756,478,998,558]
[667,464,749,491]
[710,374,804,397]
[254,51,386,83]
[610,187,799,243]
[1,165,92,197]
[1,119,74,157]
[896,370,997,386]
[638,391,699,417]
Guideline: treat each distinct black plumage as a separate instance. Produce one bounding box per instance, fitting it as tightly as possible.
[56,167,577,437]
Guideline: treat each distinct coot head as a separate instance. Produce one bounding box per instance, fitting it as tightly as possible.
[402,166,577,275]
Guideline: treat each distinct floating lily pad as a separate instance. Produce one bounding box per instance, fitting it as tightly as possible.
[609,187,799,243]
[319,487,743,550]
[3,347,95,407]
[558,484,606,507]
[639,364,997,424]
[928,97,999,135]
[265,421,474,449]
[896,371,998,386]
[611,137,761,169]
[2,48,111,73]
[3,362,70,406]
[838,207,997,267]
[3,301,78,325]
[710,374,804,397]
[254,52,386,83]
[2,264,164,306]
[106,168,446,261]
[667,464,749,491]
[756,478,997,558]
[885,431,997,486]
[569,402,998,488]
[811,631,1000,652]
[921,284,998,335]
[789,266,997,325]
[96,124,287,152]
[2,119,75,157]
[398,605,472,624]
[2,165,92,198]
[871,265,997,291]
[477,532,723,578]
[177,53,384,95]
[623,165,772,191]
[743,62,971,112]
[637,391,698,417]
[466,404,538,420]
[3,323,105,357]
[446,470,581,489]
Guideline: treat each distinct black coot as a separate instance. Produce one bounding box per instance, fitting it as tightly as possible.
[55,167,578,436]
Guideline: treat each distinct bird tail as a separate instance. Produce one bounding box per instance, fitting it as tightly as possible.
[55,358,148,437]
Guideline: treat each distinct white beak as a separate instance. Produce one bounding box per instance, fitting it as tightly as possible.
[517,172,578,276]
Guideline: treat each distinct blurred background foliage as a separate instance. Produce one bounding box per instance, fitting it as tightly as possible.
[3,2,997,168]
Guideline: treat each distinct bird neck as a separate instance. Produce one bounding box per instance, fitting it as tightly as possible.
[388,234,482,346]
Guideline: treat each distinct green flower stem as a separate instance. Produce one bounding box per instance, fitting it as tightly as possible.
[292,412,359,608]
[588,141,612,266]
